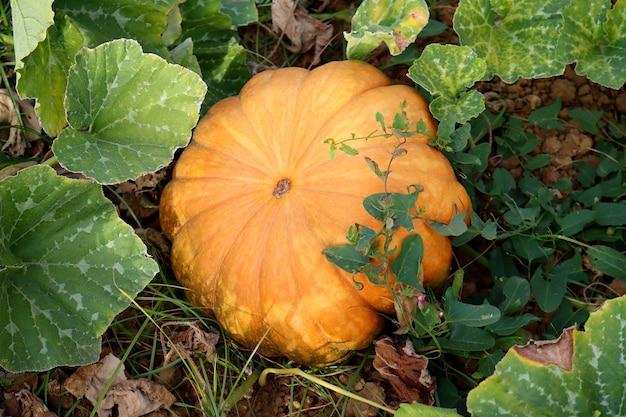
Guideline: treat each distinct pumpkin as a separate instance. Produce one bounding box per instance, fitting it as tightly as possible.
[159,60,471,366]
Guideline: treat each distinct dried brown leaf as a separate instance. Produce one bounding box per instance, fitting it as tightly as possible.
[64,353,127,403]
[514,326,575,371]
[97,379,176,417]
[393,284,425,334]
[3,389,56,417]
[163,321,220,362]
[64,353,175,417]
[271,0,333,65]
[373,337,436,405]
[0,89,42,157]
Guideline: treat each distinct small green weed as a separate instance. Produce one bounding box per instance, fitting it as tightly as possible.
[323,99,626,413]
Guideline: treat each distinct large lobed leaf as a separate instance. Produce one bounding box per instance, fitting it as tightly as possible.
[53,0,179,56]
[17,0,253,137]
[408,44,486,124]
[17,0,182,136]
[396,402,462,416]
[557,0,626,89]
[179,0,255,109]
[53,39,207,184]
[467,295,626,416]
[17,14,84,136]
[453,0,570,82]
[345,0,429,60]
[0,165,159,372]
[9,0,54,72]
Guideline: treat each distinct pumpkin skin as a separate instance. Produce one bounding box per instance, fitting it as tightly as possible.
[159,60,471,366]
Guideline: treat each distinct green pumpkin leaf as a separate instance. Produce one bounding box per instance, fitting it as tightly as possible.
[391,234,424,288]
[10,0,54,72]
[0,165,158,372]
[396,402,462,417]
[429,91,486,125]
[219,0,258,27]
[17,15,85,136]
[169,37,202,75]
[180,0,251,109]
[408,44,486,125]
[409,44,486,99]
[345,0,429,60]
[453,0,570,82]
[53,0,178,56]
[467,296,626,416]
[557,0,626,89]
[53,39,206,184]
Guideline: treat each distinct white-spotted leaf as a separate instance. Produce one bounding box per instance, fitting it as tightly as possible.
[557,0,626,89]
[17,15,85,136]
[10,0,54,72]
[408,44,486,124]
[53,39,207,184]
[219,0,258,27]
[180,0,252,108]
[345,0,429,60]
[467,296,626,416]
[53,0,179,56]
[0,165,159,372]
[396,402,462,417]
[453,0,570,82]
[409,44,486,98]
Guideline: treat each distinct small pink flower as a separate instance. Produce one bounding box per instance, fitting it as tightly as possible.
[417,295,425,309]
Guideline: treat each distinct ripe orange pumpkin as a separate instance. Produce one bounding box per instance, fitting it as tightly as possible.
[160,60,471,366]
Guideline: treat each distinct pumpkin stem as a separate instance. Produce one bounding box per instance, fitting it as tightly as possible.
[272,178,291,198]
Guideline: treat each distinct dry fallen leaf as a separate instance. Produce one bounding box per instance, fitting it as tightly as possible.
[393,284,425,334]
[514,326,575,371]
[271,0,333,65]
[64,353,127,404]
[0,89,42,157]
[162,321,220,363]
[64,353,175,417]
[373,337,436,405]
[3,389,56,417]
[97,379,176,417]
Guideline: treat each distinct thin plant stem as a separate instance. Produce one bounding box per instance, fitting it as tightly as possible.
[259,367,396,415]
